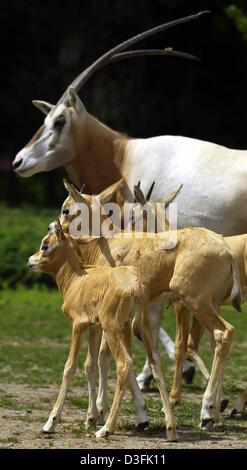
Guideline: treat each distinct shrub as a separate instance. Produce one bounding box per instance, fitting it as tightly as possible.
[0,204,58,288]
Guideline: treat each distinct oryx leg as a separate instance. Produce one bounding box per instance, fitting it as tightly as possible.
[136,304,163,390]
[96,320,133,438]
[231,388,247,416]
[169,302,191,407]
[84,324,102,429]
[43,321,86,433]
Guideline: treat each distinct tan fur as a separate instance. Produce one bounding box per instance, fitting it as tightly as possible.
[29,223,178,441]
[66,113,129,194]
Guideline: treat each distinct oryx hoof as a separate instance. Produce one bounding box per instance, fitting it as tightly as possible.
[135,421,149,432]
[137,374,153,391]
[200,418,214,431]
[230,408,239,418]
[85,416,98,430]
[182,365,195,385]
[220,399,229,413]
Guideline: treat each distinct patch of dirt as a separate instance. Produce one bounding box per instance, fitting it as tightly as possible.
[0,383,246,449]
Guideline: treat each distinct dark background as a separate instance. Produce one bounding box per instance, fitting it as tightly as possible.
[1,0,247,207]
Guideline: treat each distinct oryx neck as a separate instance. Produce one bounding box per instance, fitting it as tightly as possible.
[77,236,109,265]
[54,247,83,296]
[66,113,128,193]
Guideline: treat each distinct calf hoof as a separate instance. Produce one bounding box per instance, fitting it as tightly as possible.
[135,421,149,432]
[200,418,214,431]
[220,399,229,413]
[182,365,195,385]
[166,427,179,442]
[43,416,57,433]
[85,416,98,430]
[95,425,110,439]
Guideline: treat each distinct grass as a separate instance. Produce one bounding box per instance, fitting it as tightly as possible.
[0,286,247,445]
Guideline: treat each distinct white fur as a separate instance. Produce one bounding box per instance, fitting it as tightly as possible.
[123,136,247,236]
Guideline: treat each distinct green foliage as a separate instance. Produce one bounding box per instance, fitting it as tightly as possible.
[0,286,247,444]
[225,4,247,40]
[0,205,58,288]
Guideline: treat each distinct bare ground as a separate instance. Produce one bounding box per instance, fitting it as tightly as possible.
[0,383,246,449]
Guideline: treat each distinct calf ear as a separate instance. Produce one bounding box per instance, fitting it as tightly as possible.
[133,185,146,206]
[63,179,91,206]
[99,179,125,205]
[32,100,54,115]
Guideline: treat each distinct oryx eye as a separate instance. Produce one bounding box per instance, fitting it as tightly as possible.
[41,244,48,252]
[54,116,65,131]
[63,209,69,216]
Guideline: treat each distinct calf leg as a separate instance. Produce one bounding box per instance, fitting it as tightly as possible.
[43,322,86,433]
[169,303,191,407]
[97,322,148,429]
[140,307,178,442]
[84,324,102,428]
[96,332,111,425]
[96,321,133,438]
[197,311,234,430]
[187,317,210,382]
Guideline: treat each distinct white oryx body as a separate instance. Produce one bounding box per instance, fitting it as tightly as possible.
[14,106,247,237]
[123,136,247,236]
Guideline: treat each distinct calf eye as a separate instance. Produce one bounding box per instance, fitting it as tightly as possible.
[63,209,69,215]
[54,116,65,131]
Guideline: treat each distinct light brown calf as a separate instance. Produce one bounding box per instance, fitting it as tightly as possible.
[60,180,239,431]
[28,220,178,441]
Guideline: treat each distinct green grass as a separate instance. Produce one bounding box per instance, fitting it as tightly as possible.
[0,286,247,443]
[0,204,58,288]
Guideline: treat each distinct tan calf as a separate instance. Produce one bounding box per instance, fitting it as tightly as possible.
[60,180,239,431]
[28,220,178,441]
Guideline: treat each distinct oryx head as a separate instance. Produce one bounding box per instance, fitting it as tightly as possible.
[12,12,207,177]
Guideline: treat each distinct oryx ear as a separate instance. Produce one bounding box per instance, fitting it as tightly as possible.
[68,87,85,115]
[63,178,89,205]
[99,178,125,205]
[32,100,54,115]
[157,184,183,206]
[134,185,146,206]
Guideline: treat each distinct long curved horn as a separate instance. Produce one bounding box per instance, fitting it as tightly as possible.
[58,11,209,104]
[107,48,199,63]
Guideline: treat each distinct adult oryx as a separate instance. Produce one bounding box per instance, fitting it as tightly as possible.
[13,10,247,237]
